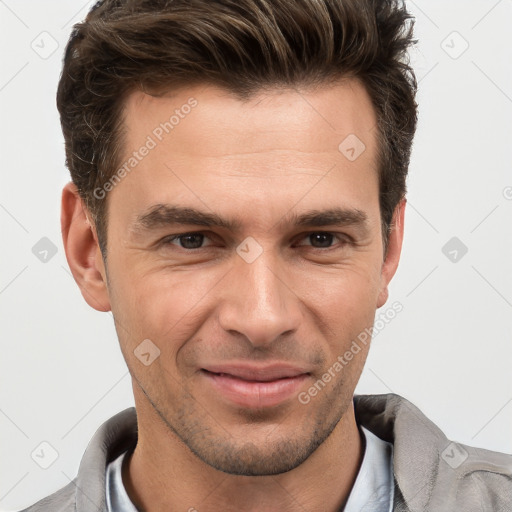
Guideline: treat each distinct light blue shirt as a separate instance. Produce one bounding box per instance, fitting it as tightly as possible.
[106,425,394,511]
[344,426,394,511]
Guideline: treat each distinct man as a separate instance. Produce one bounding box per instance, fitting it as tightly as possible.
[22,0,512,510]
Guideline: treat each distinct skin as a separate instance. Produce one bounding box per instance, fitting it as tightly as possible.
[61,78,405,512]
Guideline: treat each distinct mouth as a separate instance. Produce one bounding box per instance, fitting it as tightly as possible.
[200,367,310,409]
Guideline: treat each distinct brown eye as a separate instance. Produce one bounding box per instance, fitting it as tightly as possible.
[296,232,343,249]
[163,232,211,249]
[308,233,335,248]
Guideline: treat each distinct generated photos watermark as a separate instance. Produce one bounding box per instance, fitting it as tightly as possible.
[93,97,198,200]
[298,301,403,405]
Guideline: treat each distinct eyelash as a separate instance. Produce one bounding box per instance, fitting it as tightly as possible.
[160,231,352,251]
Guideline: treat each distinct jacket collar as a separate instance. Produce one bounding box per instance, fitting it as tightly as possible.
[76,393,447,511]
[75,408,137,511]
[354,393,449,512]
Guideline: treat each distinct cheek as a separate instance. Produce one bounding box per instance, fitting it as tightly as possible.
[296,261,382,318]
[291,267,381,370]
[108,264,222,349]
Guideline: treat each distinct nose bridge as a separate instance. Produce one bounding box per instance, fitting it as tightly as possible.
[218,242,301,347]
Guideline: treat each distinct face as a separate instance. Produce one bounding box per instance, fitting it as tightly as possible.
[66,79,404,476]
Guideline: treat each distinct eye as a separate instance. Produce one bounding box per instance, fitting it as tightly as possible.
[162,232,213,249]
[159,231,350,252]
[295,232,349,250]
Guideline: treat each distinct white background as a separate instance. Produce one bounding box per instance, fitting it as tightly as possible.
[1,1,511,510]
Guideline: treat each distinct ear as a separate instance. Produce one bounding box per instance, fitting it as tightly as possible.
[376,198,406,308]
[61,182,111,312]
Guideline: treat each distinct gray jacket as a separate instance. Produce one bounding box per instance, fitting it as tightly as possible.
[20,393,512,511]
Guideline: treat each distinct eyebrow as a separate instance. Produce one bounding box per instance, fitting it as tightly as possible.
[132,204,369,235]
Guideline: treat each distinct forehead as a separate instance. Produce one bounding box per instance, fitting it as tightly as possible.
[121,79,377,163]
[109,80,380,231]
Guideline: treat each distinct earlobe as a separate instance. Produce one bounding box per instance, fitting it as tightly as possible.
[61,182,111,312]
[376,198,406,308]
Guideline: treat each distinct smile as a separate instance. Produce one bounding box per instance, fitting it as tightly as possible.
[201,369,310,409]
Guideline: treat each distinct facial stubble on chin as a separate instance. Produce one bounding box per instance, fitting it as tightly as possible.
[133,370,353,477]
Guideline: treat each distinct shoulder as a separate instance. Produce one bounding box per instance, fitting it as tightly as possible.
[354,393,512,510]
[17,480,76,512]
[16,407,137,512]
[446,443,512,508]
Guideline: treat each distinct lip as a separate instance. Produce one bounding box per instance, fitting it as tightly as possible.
[201,363,310,409]
[202,363,309,382]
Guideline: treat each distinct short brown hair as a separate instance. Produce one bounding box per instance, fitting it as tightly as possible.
[57,0,417,256]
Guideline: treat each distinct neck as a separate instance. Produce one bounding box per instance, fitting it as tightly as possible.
[123,395,364,512]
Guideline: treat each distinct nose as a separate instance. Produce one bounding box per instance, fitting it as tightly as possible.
[217,248,302,349]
